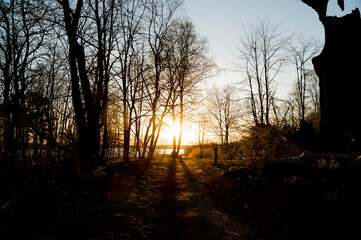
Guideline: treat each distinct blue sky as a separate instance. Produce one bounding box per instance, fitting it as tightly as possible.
[183,0,361,90]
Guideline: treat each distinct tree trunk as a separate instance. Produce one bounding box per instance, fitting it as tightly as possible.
[2,73,13,162]
[123,96,130,162]
[310,8,361,151]
[147,107,157,160]
[225,127,229,145]
[172,106,177,158]
[61,0,100,173]
[176,95,184,156]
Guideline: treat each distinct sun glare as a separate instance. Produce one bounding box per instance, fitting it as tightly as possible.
[163,124,180,144]
[171,125,180,138]
[160,118,195,145]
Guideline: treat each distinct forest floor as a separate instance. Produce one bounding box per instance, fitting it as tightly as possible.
[1,157,257,240]
[106,157,254,240]
[2,156,361,239]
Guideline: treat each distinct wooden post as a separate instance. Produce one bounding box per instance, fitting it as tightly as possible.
[214,146,218,165]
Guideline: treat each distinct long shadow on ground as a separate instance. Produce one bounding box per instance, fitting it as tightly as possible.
[153,157,185,239]
[153,157,240,240]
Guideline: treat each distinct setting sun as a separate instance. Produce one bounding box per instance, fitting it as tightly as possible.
[160,118,195,146]
[170,125,180,138]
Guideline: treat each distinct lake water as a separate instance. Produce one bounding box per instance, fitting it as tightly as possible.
[156,149,184,155]
[107,148,184,157]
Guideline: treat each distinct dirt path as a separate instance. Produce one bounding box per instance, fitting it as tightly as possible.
[109,157,250,240]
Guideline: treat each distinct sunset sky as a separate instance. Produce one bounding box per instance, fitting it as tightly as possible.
[183,0,361,87]
[162,0,361,145]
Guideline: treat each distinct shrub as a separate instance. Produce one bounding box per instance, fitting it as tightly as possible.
[239,124,301,170]
[183,145,195,156]
[186,145,214,159]
[217,143,243,165]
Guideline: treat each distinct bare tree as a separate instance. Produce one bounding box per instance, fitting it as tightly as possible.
[288,34,321,123]
[307,71,320,117]
[56,0,115,172]
[141,0,182,160]
[0,0,215,169]
[164,20,214,157]
[112,0,146,162]
[26,39,71,161]
[207,86,242,145]
[0,0,48,163]
[197,112,209,158]
[235,18,289,126]
[86,0,118,162]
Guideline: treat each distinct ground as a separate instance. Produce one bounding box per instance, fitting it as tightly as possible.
[2,156,361,239]
[107,157,254,240]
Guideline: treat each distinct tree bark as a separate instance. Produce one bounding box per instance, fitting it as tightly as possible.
[302,1,361,151]
[60,0,100,173]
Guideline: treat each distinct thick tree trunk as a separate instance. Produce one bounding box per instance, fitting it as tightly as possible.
[123,124,131,163]
[61,0,100,173]
[312,8,361,151]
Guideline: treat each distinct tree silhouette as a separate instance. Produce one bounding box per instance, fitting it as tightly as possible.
[301,0,361,151]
